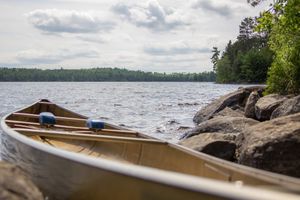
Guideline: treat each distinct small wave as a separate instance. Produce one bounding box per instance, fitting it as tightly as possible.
[167,119,180,125]
[98,116,110,120]
[177,126,192,130]
[177,102,200,106]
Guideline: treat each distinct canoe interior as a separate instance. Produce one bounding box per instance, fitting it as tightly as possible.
[4,99,300,193]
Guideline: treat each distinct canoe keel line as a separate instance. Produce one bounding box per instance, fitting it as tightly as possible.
[1,99,300,200]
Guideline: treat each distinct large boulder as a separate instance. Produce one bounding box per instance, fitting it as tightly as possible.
[193,86,265,124]
[244,91,260,119]
[271,95,300,119]
[0,162,43,200]
[182,116,258,139]
[255,94,287,121]
[237,113,300,177]
[211,107,244,118]
[180,133,238,161]
[241,85,265,94]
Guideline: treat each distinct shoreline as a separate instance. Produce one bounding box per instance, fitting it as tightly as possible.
[180,86,300,178]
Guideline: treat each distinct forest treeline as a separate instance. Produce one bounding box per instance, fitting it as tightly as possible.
[0,67,216,82]
[212,0,299,94]
[211,17,273,84]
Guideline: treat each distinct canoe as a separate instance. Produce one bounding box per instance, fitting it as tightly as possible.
[1,99,300,200]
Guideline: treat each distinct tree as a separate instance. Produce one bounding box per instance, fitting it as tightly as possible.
[216,55,233,83]
[211,47,220,72]
[239,48,273,83]
[211,15,273,84]
[250,0,300,94]
[247,0,264,7]
[238,17,256,40]
[0,68,216,82]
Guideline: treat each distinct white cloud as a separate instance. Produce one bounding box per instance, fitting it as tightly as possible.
[16,48,99,65]
[191,0,251,18]
[144,41,210,56]
[192,0,232,17]
[76,35,109,44]
[26,9,115,34]
[111,0,189,31]
[0,0,272,72]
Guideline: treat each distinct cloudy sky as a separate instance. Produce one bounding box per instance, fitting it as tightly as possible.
[0,0,270,72]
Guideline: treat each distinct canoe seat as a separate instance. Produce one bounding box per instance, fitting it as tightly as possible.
[39,112,56,126]
[86,119,105,130]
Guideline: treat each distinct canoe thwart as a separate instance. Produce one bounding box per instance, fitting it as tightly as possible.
[12,112,87,123]
[9,114,139,136]
[13,128,166,145]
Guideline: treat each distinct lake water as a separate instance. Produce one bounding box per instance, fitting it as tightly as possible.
[0,82,247,142]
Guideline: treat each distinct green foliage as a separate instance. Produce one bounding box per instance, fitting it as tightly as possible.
[212,17,272,84]
[240,47,273,83]
[0,67,216,82]
[216,55,234,83]
[255,0,300,94]
[247,0,300,94]
[214,0,300,91]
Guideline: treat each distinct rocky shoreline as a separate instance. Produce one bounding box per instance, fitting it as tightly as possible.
[0,161,43,200]
[180,86,300,178]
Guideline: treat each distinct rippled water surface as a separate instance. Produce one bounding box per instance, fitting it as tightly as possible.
[0,82,247,142]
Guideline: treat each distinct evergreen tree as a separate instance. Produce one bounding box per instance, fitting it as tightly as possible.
[211,47,220,72]
[238,17,256,40]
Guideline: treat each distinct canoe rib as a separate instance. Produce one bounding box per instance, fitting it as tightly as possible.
[13,128,166,145]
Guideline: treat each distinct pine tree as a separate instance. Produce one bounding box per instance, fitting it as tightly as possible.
[238,17,256,40]
[211,47,220,72]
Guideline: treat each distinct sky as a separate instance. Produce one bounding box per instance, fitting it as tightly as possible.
[0,0,271,73]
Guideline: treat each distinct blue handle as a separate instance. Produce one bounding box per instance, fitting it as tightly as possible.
[39,112,56,126]
[86,119,105,129]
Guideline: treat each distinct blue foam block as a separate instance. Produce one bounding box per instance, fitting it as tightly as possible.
[39,112,56,126]
[86,119,105,129]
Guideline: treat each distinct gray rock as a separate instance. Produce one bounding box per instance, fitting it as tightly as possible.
[182,116,258,139]
[212,107,244,118]
[193,86,265,124]
[243,86,265,95]
[237,113,300,177]
[255,94,287,121]
[180,133,238,161]
[271,95,300,119]
[244,91,260,119]
[0,162,43,200]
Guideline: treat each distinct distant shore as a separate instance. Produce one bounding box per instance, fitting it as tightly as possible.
[0,67,216,82]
